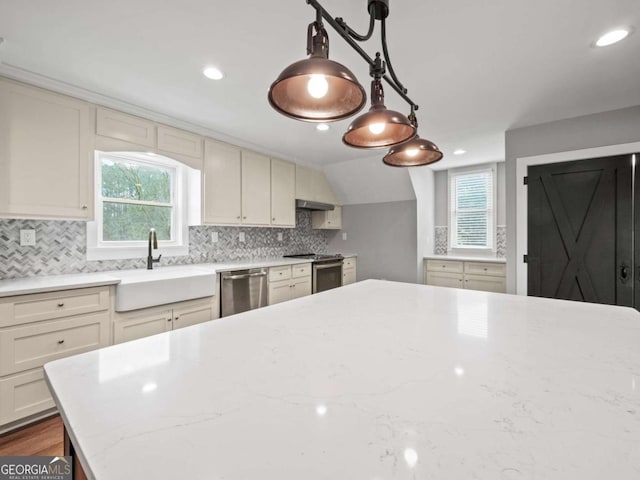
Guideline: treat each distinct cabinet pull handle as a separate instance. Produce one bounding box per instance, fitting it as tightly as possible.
[81,205,88,210]
[174,316,179,321]
[57,339,65,344]
[57,303,64,307]
[243,216,247,219]
[167,318,172,322]
[236,216,241,219]
[483,268,488,271]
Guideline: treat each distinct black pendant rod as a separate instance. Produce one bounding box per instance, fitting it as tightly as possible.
[306,0,419,111]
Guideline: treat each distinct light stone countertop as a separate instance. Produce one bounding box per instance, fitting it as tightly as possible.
[425,254,507,264]
[45,280,640,480]
[0,258,315,298]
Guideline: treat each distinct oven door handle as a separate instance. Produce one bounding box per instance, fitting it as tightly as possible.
[315,262,343,270]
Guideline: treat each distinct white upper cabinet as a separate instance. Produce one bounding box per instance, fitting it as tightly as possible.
[202,142,271,226]
[203,139,242,224]
[241,151,271,226]
[0,78,92,220]
[157,125,203,168]
[271,159,296,227]
[295,164,338,205]
[311,205,342,230]
[96,107,155,147]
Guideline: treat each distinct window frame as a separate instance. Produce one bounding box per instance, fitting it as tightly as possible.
[87,151,191,261]
[448,163,497,254]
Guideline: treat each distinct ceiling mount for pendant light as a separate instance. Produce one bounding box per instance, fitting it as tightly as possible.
[268,19,366,122]
[268,0,441,163]
[383,111,443,166]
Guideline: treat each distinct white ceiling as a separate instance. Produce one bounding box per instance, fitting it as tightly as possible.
[0,0,639,171]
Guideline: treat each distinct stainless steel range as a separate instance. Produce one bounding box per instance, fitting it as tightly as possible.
[283,253,344,293]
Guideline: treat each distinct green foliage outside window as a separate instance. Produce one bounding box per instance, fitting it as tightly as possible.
[101,159,173,241]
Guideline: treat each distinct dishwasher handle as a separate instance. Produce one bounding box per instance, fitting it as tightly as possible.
[223,272,268,280]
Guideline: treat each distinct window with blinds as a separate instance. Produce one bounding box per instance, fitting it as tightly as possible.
[449,167,495,250]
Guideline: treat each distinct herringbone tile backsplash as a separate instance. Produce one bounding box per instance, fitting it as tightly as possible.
[0,210,331,280]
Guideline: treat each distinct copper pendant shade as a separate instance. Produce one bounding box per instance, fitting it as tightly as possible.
[383,135,443,166]
[268,22,366,123]
[343,79,416,149]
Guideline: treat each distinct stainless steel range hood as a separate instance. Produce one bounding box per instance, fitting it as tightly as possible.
[296,199,335,211]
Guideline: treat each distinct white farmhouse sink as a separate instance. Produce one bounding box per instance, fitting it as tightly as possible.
[114,266,216,312]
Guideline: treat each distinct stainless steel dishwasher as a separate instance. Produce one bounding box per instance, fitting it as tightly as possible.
[220,268,268,317]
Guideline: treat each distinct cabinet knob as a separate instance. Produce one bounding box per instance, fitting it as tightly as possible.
[236,216,241,219]
[174,316,179,321]
[243,216,247,219]
[272,217,276,221]
[81,205,88,210]
[57,339,65,344]
[57,303,64,307]
[167,318,172,322]
[483,268,488,271]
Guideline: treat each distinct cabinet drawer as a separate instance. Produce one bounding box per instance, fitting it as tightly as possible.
[269,266,291,282]
[0,287,110,328]
[426,260,464,274]
[0,311,110,376]
[96,107,155,147]
[464,262,506,277]
[0,369,55,425]
[291,263,312,278]
[426,271,464,289]
[464,274,507,293]
[343,257,357,270]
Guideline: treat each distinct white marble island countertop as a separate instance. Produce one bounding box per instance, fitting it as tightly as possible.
[45,280,640,479]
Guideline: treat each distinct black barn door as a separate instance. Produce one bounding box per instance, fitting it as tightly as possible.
[527,155,633,306]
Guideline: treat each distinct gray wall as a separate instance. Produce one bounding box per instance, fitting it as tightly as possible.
[328,200,418,284]
[434,162,506,227]
[505,105,640,293]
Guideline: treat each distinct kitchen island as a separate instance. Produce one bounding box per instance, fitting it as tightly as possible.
[44,280,640,479]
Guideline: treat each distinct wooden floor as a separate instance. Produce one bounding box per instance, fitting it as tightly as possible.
[0,415,87,479]
[0,415,63,456]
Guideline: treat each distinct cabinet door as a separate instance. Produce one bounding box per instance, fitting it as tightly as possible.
[343,268,356,286]
[203,139,242,224]
[271,159,296,227]
[327,206,342,229]
[113,308,172,344]
[426,271,464,289]
[172,297,217,330]
[157,125,203,168]
[96,107,155,147]
[0,79,92,219]
[464,274,506,293]
[290,277,312,300]
[241,151,271,225]
[268,280,292,305]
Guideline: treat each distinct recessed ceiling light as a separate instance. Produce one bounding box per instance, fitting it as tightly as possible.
[203,66,224,80]
[453,149,466,155]
[316,123,330,131]
[595,28,631,47]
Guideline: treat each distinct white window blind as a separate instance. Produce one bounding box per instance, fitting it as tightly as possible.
[449,168,495,249]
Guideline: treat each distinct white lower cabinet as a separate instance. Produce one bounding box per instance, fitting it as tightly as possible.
[424,259,506,293]
[268,264,312,305]
[342,256,357,286]
[0,286,112,431]
[113,296,218,344]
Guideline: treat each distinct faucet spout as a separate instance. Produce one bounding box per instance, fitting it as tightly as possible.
[147,228,162,270]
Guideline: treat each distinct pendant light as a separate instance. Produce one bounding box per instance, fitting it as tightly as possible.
[268,21,366,122]
[383,112,443,166]
[268,0,440,164]
[343,77,416,149]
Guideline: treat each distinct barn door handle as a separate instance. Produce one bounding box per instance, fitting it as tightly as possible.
[620,264,630,283]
